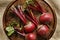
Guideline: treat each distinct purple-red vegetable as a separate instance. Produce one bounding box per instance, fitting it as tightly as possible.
[37,25,49,36]
[24,22,35,33]
[39,13,53,24]
[25,33,36,40]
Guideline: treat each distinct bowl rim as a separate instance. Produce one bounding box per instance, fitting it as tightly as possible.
[3,0,57,40]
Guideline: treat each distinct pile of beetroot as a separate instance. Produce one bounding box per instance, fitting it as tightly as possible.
[8,0,53,40]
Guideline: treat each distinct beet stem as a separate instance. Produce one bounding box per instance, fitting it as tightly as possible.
[28,0,46,13]
[28,4,40,12]
[14,27,25,37]
[26,15,37,26]
[11,6,27,24]
[34,0,46,13]
[18,5,27,24]
[15,30,25,36]
[27,10,38,25]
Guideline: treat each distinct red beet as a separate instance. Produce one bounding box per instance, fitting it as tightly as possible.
[39,13,53,24]
[37,25,49,36]
[25,33,36,40]
[24,22,36,33]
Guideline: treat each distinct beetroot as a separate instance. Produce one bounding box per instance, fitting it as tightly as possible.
[39,13,53,24]
[37,25,49,36]
[24,22,36,33]
[25,33,36,40]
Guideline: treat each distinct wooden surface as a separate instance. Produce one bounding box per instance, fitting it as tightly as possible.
[0,0,59,40]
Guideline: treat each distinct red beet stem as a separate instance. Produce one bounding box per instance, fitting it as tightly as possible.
[34,0,46,13]
[28,0,46,13]
[15,30,25,36]
[28,10,38,25]
[18,5,27,24]
[11,6,27,24]
[25,15,37,26]
[28,4,41,12]
[14,27,25,36]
